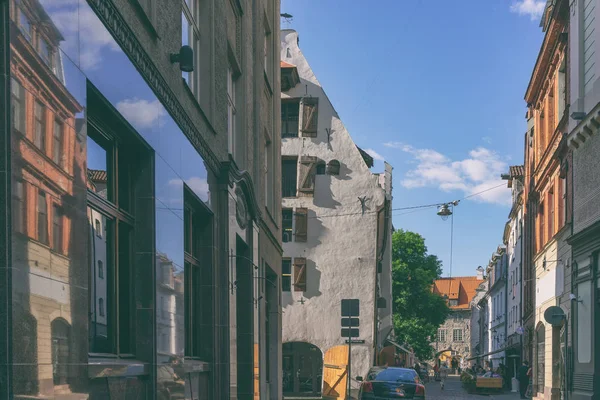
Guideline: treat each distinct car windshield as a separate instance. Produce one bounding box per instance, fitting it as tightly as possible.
[367,369,416,383]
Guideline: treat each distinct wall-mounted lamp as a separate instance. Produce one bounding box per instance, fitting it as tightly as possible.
[170,45,194,72]
[569,293,583,303]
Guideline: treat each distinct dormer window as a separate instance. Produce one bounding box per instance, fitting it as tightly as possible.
[18,8,32,42]
[39,37,52,67]
[449,300,458,307]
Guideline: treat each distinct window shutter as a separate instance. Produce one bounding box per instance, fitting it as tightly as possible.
[298,156,317,196]
[294,207,308,242]
[301,98,318,137]
[293,257,306,292]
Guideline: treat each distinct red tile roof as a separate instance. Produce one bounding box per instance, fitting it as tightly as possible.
[433,276,483,310]
[281,61,297,68]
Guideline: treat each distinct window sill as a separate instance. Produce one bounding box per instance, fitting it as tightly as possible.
[88,357,150,378]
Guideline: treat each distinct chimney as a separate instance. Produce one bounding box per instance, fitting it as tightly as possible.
[476,266,484,280]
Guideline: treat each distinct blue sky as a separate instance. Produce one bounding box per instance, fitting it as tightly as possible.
[281,0,546,276]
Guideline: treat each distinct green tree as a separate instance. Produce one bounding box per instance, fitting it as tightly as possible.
[391,229,449,360]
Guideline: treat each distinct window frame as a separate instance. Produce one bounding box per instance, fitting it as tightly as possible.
[37,190,49,245]
[227,66,237,156]
[183,185,214,362]
[18,6,32,42]
[182,0,201,97]
[12,178,26,235]
[282,157,298,198]
[11,77,26,134]
[53,119,64,167]
[452,328,463,342]
[52,204,63,254]
[34,100,46,152]
[282,209,293,243]
[282,258,292,292]
[281,99,300,138]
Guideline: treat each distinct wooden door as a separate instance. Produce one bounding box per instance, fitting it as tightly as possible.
[322,345,348,399]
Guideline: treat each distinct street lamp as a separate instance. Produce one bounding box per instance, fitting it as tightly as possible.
[438,201,459,278]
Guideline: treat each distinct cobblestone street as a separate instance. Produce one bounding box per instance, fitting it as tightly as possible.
[424,375,523,400]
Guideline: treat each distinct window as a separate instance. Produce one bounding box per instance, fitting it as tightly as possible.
[184,187,213,361]
[282,259,291,292]
[293,258,306,292]
[264,131,274,211]
[34,101,46,151]
[99,298,105,317]
[453,329,463,342]
[18,8,32,42]
[227,67,237,155]
[181,2,201,96]
[12,179,26,234]
[301,97,318,137]
[281,99,300,138]
[558,177,565,228]
[294,208,308,242]
[98,261,104,279]
[11,77,26,133]
[52,204,63,253]
[538,202,545,250]
[327,160,340,176]
[548,187,554,238]
[53,120,63,167]
[282,158,298,198]
[38,37,52,67]
[536,325,545,394]
[437,329,446,342]
[37,190,48,244]
[263,23,271,76]
[282,209,293,242]
[316,161,326,175]
[449,299,458,307]
[95,219,102,238]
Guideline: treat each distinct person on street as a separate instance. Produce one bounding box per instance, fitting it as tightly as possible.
[518,361,530,399]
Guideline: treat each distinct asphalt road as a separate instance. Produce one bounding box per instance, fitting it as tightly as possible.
[424,375,523,400]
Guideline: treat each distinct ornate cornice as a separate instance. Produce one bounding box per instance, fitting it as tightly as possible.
[86,0,221,175]
[567,101,600,150]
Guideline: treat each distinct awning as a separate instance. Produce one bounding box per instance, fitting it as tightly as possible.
[387,340,413,355]
[466,346,508,361]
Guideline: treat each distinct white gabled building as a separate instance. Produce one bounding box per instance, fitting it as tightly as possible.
[279,29,394,399]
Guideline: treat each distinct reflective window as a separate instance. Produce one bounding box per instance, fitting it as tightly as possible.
[34,101,46,151]
[18,8,32,42]
[12,179,26,234]
[182,1,200,95]
[37,190,48,245]
[10,77,26,133]
[52,204,63,254]
[53,120,63,167]
[184,187,213,361]
[38,37,52,67]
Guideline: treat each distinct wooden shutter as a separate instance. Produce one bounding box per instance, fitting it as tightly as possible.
[323,345,349,398]
[301,97,318,137]
[293,257,306,291]
[298,156,317,196]
[294,208,308,242]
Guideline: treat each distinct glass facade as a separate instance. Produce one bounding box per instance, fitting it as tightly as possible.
[4,0,218,397]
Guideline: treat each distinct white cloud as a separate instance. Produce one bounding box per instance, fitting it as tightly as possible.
[116,98,165,129]
[482,136,492,144]
[510,0,546,20]
[169,177,210,202]
[398,144,511,206]
[364,148,385,162]
[383,141,406,149]
[40,3,121,70]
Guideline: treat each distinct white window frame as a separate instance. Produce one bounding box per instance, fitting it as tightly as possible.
[182,0,201,96]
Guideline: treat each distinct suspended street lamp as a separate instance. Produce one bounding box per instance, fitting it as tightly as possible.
[437,201,459,278]
[437,204,453,220]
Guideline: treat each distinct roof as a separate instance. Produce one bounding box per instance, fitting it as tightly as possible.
[280,61,296,68]
[88,169,107,183]
[509,165,524,178]
[356,146,374,168]
[433,276,483,310]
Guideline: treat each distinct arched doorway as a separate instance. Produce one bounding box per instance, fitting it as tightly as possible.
[282,342,323,397]
[51,318,71,386]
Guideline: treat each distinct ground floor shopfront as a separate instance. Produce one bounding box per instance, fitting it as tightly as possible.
[567,220,600,400]
[0,0,281,398]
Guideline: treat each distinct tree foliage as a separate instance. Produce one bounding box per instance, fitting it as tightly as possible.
[391,229,450,360]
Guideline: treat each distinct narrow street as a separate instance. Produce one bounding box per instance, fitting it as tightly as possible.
[424,375,522,400]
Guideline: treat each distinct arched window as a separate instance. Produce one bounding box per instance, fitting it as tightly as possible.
[98,260,103,279]
[95,218,101,238]
[326,160,340,176]
[99,298,105,317]
[51,318,70,385]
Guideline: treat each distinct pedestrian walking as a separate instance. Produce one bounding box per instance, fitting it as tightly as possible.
[518,360,530,399]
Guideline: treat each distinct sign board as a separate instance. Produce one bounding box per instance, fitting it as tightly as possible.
[544,305,565,326]
[341,299,360,317]
[341,328,359,338]
[341,317,359,327]
[345,339,365,344]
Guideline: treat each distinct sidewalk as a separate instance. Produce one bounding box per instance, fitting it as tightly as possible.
[425,375,523,399]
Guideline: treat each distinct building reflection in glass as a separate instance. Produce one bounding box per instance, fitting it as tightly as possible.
[9,0,85,395]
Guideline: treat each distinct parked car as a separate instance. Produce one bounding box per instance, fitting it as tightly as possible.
[356,367,426,399]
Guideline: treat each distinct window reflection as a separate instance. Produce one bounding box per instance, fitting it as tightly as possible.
[87,135,111,201]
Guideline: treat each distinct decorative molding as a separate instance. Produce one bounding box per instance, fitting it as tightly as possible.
[86,0,221,175]
[567,102,600,150]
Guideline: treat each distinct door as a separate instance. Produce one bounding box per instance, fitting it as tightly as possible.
[322,345,348,399]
